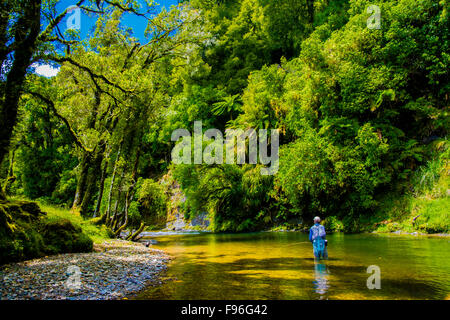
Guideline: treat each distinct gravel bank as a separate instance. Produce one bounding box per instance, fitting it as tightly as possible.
[0,240,170,300]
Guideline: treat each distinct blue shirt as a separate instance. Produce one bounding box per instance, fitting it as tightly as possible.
[309,223,326,242]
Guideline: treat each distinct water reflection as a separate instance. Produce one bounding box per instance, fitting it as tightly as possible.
[313,262,330,298]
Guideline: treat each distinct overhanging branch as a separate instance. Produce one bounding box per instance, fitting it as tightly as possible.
[38,0,86,42]
[49,55,134,95]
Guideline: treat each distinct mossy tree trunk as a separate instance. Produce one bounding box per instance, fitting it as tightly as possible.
[72,152,90,213]
[126,222,145,241]
[78,143,106,216]
[114,147,140,237]
[1,148,17,197]
[71,87,107,216]
[105,143,122,223]
[0,189,6,201]
[93,152,109,218]
[109,167,125,228]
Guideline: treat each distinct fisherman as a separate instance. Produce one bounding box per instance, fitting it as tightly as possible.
[309,216,328,260]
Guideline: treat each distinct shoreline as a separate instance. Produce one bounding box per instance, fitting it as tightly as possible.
[139,228,450,238]
[0,240,170,300]
[370,231,450,238]
[146,228,450,238]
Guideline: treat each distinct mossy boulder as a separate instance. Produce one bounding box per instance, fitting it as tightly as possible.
[0,200,47,264]
[42,219,93,254]
[0,200,93,265]
[0,200,44,229]
[0,224,45,264]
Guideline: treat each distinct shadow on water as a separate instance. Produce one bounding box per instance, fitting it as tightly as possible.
[133,232,450,300]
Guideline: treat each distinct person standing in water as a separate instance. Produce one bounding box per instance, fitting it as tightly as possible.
[309,216,328,260]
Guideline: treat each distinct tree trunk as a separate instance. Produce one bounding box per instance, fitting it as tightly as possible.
[1,148,17,196]
[126,222,145,242]
[93,155,108,218]
[72,152,91,213]
[105,144,122,223]
[79,143,106,216]
[114,198,129,237]
[109,168,125,228]
[114,147,140,237]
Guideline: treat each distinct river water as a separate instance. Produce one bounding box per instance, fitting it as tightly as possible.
[134,232,449,300]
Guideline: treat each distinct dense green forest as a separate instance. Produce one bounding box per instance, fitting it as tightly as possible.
[0,0,448,263]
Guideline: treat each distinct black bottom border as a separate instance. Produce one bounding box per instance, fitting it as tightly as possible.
[0,300,447,319]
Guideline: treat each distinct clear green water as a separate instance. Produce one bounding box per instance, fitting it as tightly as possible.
[134,232,450,300]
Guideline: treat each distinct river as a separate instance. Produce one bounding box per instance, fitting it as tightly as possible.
[134,232,449,300]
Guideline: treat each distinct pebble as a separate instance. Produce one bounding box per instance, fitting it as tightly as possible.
[0,240,170,300]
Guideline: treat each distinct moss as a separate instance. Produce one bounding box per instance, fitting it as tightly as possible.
[105,227,115,238]
[89,216,104,225]
[0,230,44,264]
[15,201,43,217]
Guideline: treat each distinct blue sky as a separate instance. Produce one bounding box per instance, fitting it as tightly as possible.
[55,0,180,42]
[34,0,180,76]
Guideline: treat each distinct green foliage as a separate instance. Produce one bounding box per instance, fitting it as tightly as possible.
[234,64,288,131]
[413,158,444,195]
[322,216,344,233]
[212,94,242,119]
[274,124,390,220]
[2,0,448,236]
[174,164,273,232]
[412,140,449,196]
[161,0,448,232]
[128,201,142,227]
[367,139,449,234]
[413,198,449,233]
[50,169,78,206]
[136,179,168,226]
[274,128,341,217]
[12,97,78,202]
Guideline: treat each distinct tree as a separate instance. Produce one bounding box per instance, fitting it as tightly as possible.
[0,0,167,200]
[0,0,42,200]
